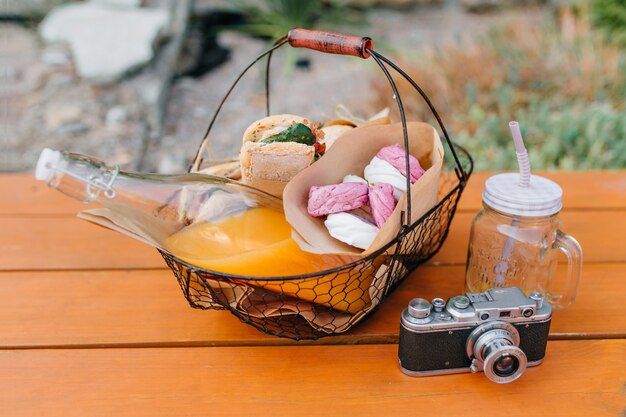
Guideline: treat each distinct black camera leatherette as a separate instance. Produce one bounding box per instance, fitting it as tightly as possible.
[398,318,551,373]
[515,319,551,361]
[399,326,474,371]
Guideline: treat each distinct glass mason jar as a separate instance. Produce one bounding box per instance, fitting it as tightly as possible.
[465,173,583,309]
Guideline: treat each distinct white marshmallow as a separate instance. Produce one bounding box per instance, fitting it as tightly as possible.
[364,156,407,200]
[324,212,379,250]
[342,174,368,184]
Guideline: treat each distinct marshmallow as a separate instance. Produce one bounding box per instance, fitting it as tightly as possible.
[364,156,407,200]
[342,174,368,184]
[369,183,396,228]
[376,144,425,183]
[307,182,369,217]
[324,212,379,250]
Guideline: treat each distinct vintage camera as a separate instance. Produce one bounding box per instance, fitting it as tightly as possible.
[398,287,551,383]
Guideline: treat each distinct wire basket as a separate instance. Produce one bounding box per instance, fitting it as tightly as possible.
[159,29,473,340]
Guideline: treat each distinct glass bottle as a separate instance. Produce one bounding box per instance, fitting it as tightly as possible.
[34,148,359,277]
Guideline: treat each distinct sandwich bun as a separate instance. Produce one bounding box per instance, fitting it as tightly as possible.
[242,114,306,144]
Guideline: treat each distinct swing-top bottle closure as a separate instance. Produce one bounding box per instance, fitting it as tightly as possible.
[35,148,61,183]
[36,148,119,201]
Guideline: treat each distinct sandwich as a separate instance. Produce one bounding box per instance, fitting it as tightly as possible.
[239,114,325,197]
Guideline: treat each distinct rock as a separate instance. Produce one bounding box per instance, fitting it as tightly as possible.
[4,0,70,19]
[460,0,503,12]
[39,3,171,84]
[175,10,237,77]
[157,151,188,174]
[56,122,89,136]
[133,0,193,170]
[89,0,142,8]
[45,73,74,88]
[5,24,39,70]
[113,150,134,165]
[40,46,71,67]
[106,106,129,126]
[44,103,83,130]
[3,25,45,95]
[192,107,207,118]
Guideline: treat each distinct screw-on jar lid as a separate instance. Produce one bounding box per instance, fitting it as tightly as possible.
[482,173,563,217]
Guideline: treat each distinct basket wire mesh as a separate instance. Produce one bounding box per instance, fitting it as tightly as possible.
[159,30,474,340]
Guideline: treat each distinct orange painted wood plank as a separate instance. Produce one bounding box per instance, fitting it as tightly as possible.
[2,171,626,216]
[1,264,623,347]
[1,208,623,271]
[364,263,626,341]
[0,174,86,216]
[0,217,163,270]
[0,269,262,347]
[2,340,625,417]
[456,170,626,212]
[430,210,626,265]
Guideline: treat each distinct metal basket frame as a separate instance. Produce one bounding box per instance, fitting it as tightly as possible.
[159,30,474,340]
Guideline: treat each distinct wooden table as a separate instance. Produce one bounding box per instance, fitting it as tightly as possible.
[1,171,625,416]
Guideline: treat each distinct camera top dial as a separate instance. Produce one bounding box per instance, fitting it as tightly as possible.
[401,288,551,333]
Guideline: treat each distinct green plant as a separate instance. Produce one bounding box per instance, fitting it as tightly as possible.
[591,0,626,47]
[233,0,360,40]
[372,12,626,171]
[230,0,364,73]
[454,101,626,171]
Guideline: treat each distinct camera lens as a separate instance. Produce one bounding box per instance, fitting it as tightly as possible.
[492,354,520,377]
[470,327,528,384]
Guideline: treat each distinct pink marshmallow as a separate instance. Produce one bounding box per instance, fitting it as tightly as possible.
[368,183,396,228]
[308,182,369,217]
[376,144,425,183]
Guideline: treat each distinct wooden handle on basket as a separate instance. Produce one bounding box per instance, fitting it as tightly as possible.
[287,28,373,59]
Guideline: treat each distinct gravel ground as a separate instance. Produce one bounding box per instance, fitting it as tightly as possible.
[148,31,376,173]
[152,3,542,173]
[2,23,149,172]
[4,2,544,174]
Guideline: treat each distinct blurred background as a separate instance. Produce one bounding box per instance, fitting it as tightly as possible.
[2,0,625,174]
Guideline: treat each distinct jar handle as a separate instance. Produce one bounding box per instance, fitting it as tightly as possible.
[552,230,583,308]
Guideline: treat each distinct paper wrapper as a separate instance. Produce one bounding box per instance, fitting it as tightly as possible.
[77,207,402,333]
[283,121,444,256]
[183,259,407,334]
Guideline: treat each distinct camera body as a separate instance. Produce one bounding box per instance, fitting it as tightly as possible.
[398,287,551,383]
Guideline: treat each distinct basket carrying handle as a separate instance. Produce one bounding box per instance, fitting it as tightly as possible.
[191,28,469,226]
[287,28,373,59]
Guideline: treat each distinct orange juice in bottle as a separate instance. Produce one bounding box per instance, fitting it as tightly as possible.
[164,207,374,313]
[35,148,375,314]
